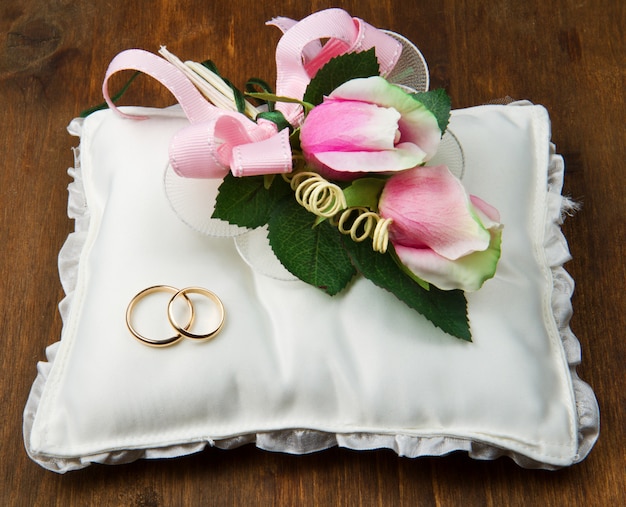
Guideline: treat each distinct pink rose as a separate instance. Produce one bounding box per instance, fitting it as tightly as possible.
[378,165,502,291]
[300,76,442,180]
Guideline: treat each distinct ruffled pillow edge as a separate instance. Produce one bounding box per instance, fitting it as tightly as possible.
[22,108,600,473]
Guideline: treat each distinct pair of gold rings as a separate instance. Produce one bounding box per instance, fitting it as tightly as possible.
[126,285,225,347]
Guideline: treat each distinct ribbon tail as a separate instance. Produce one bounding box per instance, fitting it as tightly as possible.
[267,16,323,62]
[230,129,293,177]
[102,49,217,124]
[273,8,403,125]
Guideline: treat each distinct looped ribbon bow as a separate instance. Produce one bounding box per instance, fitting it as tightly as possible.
[102,8,402,179]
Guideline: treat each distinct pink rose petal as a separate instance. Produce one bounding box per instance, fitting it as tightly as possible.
[380,165,491,260]
[394,225,502,291]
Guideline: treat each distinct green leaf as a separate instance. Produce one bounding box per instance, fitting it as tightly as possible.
[343,238,471,341]
[256,110,292,133]
[212,173,292,228]
[411,88,452,133]
[389,248,430,291]
[303,49,380,106]
[289,128,302,153]
[268,199,356,295]
[343,177,387,210]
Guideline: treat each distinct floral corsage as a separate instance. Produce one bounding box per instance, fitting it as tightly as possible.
[98,9,502,341]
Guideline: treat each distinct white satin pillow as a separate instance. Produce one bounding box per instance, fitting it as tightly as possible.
[24,103,599,472]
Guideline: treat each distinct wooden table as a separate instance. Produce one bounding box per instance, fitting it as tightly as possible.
[2,1,624,505]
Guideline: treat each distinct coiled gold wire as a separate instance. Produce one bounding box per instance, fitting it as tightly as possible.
[284,171,392,253]
[333,207,392,253]
[284,171,347,217]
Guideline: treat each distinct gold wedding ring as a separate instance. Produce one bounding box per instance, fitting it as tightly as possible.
[167,287,225,341]
[126,285,194,347]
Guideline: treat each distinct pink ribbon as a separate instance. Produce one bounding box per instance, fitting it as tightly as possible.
[101,8,402,179]
[102,49,290,178]
[270,9,402,125]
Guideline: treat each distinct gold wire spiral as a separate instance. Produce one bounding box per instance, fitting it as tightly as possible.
[284,171,347,217]
[284,171,392,254]
[333,207,392,254]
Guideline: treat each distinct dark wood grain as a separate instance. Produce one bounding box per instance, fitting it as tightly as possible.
[2,0,624,505]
